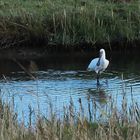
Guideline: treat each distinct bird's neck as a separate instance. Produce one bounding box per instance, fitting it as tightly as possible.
[101,53,106,60]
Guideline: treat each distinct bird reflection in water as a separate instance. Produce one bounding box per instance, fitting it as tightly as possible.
[83,87,108,121]
[87,87,107,105]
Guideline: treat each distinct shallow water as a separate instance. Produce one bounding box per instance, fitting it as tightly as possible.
[0,51,140,123]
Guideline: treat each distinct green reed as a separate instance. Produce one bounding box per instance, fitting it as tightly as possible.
[0,0,140,48]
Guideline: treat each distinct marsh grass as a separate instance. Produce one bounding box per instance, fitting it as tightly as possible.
[0,88,140,140]
[0,0,140,49]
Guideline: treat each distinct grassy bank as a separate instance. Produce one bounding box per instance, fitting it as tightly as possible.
[0,0,140,50]
[0,93,140,140]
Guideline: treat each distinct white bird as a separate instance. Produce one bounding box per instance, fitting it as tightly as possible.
[87,49,109,85]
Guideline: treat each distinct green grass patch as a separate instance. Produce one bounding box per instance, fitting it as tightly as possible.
[0,0,140,49]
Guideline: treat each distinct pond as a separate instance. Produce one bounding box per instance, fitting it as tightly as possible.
[0,50,140,123]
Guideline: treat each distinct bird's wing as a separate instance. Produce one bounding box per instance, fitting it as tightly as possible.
[87,58,99,71]
[99,59,109,73]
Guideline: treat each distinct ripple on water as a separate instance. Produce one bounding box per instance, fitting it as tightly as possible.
[0,69,140,123]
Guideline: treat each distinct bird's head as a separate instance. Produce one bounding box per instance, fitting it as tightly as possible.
[99,49,105,58]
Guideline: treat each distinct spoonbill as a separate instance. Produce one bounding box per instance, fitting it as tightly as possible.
[87,49,109,85]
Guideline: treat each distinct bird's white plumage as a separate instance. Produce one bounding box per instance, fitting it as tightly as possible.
[87,49,109,74]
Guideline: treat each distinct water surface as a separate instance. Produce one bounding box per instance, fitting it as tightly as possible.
[0,51,140,122]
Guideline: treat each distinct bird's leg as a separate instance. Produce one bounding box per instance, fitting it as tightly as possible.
[96,73,100,85]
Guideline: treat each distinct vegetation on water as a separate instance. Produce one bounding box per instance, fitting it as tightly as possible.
[0,90,140,140]
[0,0,140,49]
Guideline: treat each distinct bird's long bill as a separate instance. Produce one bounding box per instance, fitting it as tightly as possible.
[96,51,102,66]
[96,56,101,66]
